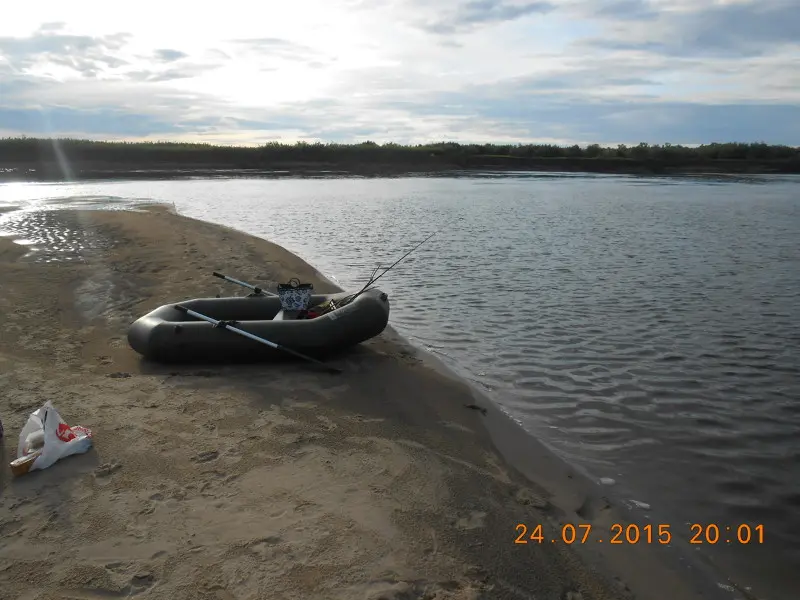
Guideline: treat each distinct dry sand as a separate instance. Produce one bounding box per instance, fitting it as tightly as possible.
[0,207,740,600]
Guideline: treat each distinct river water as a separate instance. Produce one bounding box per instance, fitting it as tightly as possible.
[1,173,799,598]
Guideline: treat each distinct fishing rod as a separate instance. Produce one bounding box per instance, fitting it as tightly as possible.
[211,231,437,315]
[338,230,437,307]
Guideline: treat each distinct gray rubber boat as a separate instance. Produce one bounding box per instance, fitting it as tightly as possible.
[128,288,390,363]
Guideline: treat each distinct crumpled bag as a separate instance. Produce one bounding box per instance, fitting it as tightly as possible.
[12,401,93,475]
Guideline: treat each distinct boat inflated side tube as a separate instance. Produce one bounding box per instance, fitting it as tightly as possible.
[128,288,390,363]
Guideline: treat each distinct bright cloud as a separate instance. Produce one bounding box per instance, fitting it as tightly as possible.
[0,0,798,145]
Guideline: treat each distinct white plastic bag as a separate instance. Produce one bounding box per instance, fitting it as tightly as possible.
[16,401,93,472]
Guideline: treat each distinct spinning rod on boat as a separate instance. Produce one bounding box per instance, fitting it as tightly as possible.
[211,230,436,311]
[335,230,438,308]
[174,304,342,374]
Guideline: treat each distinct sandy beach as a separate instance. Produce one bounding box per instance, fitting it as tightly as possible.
[0,206,743,600]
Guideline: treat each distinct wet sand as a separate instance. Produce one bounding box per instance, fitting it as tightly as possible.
[0,206,744,599]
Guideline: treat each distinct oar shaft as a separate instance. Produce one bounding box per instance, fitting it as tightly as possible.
[174,305,341,374]
[212,271,276,297]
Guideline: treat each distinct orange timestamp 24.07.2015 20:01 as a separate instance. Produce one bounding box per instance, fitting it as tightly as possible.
[515,523,765,546]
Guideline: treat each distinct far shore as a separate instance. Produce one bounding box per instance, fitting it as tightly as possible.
[0,205,755,600]
[1,158,799,183]
[0,137,800,182]
[2,138,798,181]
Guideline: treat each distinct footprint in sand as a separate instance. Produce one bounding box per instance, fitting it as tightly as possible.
[128,572,156,595]
[56,563,157,598]
[514,488,550,510]
[344,414,385,424]
[279,432,323,445]
[138,490,169,517]
[0,517,25,537]
[247,536,282,558]
[197,470,237,498]
[454,510,487,530]
[358,578,467,600]
[94,461,122,478]
[192,450,219,463]
[575,495,611,520]
[316,415,337,431]
[108,337,126,349]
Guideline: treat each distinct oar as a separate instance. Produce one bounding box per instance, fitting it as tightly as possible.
[212,271,277,297]
[174,305,342,374]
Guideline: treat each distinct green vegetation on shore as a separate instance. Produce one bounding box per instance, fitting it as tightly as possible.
[1,137,799,180]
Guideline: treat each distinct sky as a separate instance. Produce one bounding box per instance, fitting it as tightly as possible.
[0,0,798,146]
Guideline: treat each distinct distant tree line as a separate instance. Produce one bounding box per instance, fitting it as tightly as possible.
[0,138,798,179]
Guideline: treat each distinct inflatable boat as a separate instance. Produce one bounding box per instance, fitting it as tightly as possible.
[127,288,390,363]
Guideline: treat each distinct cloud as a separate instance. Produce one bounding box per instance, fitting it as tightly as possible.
[0,62,38,97]
[496,67,660,95]
[154,48,188,62]
[418,0,554,34]
[0,71,233,132]
[681,1,800,56]
[38,22,67,32]
[0,25,131,77]
[0,26,227,85]
[0,1,797,145]
[411,90,800,145]
[0,107,183,136]
[126,63,223,82]
[579,0,800,58]
[5,75,796,147]
[589,0,658,21]
[229,37,329,62]
[218,37,337,73]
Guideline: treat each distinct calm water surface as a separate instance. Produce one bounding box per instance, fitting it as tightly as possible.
[2,174,799,597]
